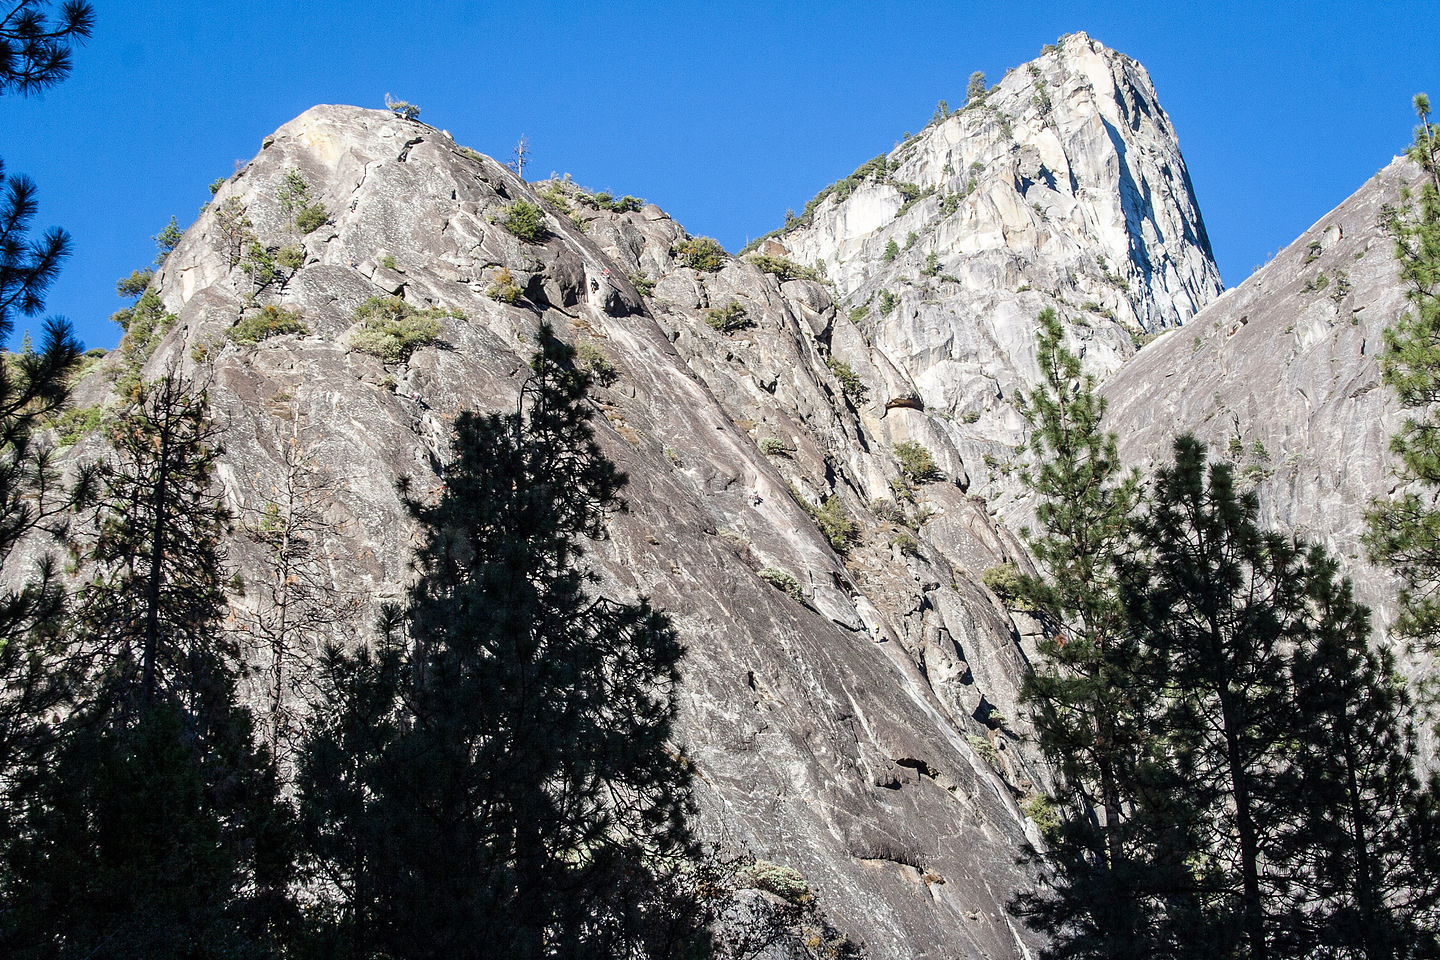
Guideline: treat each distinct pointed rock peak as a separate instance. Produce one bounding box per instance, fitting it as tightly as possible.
[740,35,1220,496]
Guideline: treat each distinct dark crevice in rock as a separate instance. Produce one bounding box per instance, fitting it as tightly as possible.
[894,756,938,779]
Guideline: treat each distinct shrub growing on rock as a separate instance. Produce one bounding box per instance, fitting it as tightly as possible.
[535,183,573,214]
[499,200,546,242]
[890,532,920,556]
[757,567,803,601]
[797,494,859,553]
[276,245,304,271]
[278,169,327,234]
[294,204,327,234]
[674,236,726,272]
[827,358,866,402]
[745,861,812,904]
[575,340,617,386]
[981,562,1033,610]
[384,92,421,120]
[706,301,751,333]
[486,267,523,304]
[590,192,644,213]
[747,254,819,283]
[758,436,791,457]
[347,295,450,362]
[228,305,308,345]
[894,440,941,483]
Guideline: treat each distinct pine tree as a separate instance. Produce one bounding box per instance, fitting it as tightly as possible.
[1277,558,1440,959]
[0,0,103,936]
[1122,437,1305,959]
[299,325,696,959]
[1122,438,1439,960]
[966,70,987,104]
[0,316,86,823]
[1,368,295,958]
[1010,310,1196,959]
[0,1,95,96]
[1366,96,1440,721]
[243,419,361,764]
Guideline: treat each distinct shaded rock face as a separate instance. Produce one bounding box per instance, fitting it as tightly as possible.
[76,104,1052,959]
[764,31,1222,492]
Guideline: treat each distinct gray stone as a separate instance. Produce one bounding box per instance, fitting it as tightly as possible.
[48,32,1247,957]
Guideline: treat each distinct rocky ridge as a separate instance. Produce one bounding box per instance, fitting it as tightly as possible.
[72,104,1045,959]
[57,34,1232,959]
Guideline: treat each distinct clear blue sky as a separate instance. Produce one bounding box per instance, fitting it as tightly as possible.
[6,0,1437,351]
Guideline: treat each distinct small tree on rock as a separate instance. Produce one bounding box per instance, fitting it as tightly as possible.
[967,70,988,104]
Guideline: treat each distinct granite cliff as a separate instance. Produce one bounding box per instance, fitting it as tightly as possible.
[58,34,1250,958]
[756,31,1221,500]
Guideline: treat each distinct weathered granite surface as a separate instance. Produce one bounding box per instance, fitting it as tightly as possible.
[66,103,1053,959]
[52,35,1237,958]
[762,32,1222,498]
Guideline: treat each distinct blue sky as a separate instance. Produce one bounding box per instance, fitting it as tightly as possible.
[7,0,1437,351]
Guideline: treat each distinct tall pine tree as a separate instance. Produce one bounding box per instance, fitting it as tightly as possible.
[1123,438,1304,960]
[243,419,361,767]
[299,325,696,959]
[1123,438,1439,960]
[1010,311,1200,960]
[1277,558,1440,958]
[1365,95,1440,717]
[0,0,94,850]
[2,367,294,959]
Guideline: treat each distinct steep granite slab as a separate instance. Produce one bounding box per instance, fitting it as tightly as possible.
[65,105,1050,958]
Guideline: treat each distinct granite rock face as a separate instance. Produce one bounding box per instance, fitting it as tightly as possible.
[70,104,1052,959]
[761,31,1222,494]
[55,35,1234,959]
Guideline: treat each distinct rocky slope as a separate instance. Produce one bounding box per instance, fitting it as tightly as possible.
[70,104,1045,959]
[54,35,1232,959]
[755,31,1221,494]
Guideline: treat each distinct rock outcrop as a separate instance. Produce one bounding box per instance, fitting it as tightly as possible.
[55,34,1233,959]
[757,31,1222,493]
[70,104,1048,959]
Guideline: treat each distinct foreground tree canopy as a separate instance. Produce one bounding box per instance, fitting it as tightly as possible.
[298,326,699,958]
[1015,278,1440,957]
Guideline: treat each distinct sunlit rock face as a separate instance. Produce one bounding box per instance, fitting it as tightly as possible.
[57,32,1233,958]
[767,31,1222,487]
[73,102,1047,959]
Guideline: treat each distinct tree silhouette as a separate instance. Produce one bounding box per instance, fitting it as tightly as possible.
[1,368,295,958]
[0,0,93,900]
[1010,310,1196,960]
[0,1,94,97]
[299,325,696,958]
